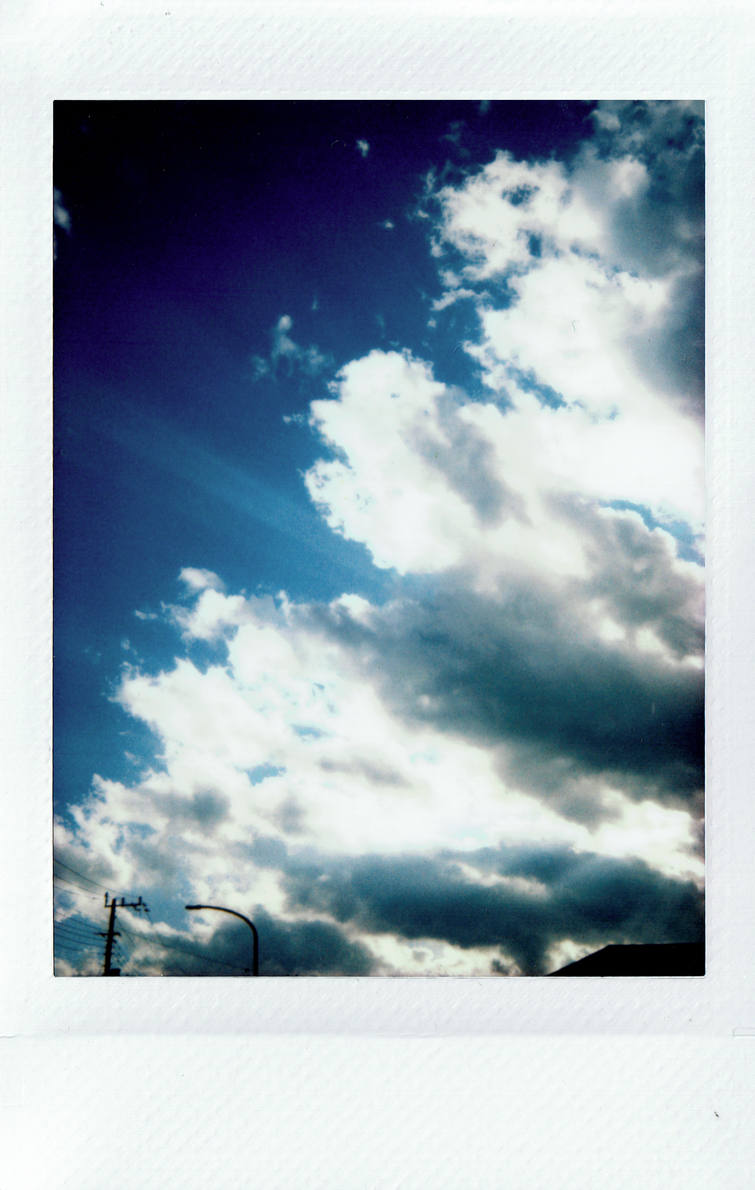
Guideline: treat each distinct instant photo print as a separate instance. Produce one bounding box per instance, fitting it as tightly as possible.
[53,99,705,982]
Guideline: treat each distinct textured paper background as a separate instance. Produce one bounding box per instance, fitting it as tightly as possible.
[1,1,754,1185]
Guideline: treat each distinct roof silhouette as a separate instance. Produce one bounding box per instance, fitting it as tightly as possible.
[549,942,704,976]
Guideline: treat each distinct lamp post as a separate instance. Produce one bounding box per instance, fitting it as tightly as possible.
[185,904,259,976]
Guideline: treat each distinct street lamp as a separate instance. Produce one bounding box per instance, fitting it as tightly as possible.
[185,904,259,976]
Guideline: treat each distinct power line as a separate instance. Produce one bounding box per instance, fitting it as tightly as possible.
[54,871,99,888]
[54,916,102,932]
[116,921,199,970]
[53,859,113,891]
[53,859,249,976]
[53,913,103,931]
[54,894,105,916]
[54,877,102,900]
[53,909,103,926]
[54,892,100,908]
[118,919,248,974]
[53,941,96,958]
[52,863,151,976]
[148,919,251,974]
[54,923,103,941]
[53,935,90,949]
[53,944,97,961]
[55,916,246,975]
[53,935,103,956]
[53,918,101,937]
[54,907,103,923]
[111,926,176,974]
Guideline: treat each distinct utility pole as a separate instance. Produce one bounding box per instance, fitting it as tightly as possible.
[100,893,148,976]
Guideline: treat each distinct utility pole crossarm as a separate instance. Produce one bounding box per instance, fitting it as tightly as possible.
[101,893,148,976]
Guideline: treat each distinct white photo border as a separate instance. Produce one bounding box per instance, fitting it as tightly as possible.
[2,0,752,1041]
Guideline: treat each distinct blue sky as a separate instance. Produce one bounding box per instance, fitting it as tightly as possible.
[54,101,704,976]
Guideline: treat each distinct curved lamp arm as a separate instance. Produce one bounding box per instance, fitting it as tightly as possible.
[186,905,259,976]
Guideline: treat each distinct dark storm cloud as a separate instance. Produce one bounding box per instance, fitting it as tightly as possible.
[170,907,375,976]
[297,551,703,811]
[276,840,703,975]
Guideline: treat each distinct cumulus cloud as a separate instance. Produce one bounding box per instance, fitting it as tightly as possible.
[304,349,703,584]
[427,100,704,417]
[56,104,704,976]
[55,548,703,974]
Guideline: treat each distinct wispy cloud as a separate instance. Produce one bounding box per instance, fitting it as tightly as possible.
[53,186,72,258]
[53,187,72,232]
[252,314,332,381]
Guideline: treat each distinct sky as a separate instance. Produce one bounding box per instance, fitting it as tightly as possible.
[53,100,705,977]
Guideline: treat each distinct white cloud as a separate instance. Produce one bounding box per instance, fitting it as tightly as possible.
[302,346,703,603]
[61,578,702,894]
[433,152,602,280]
[179,567,225,593]
[431,287,481,311]
[420,136,704,536]
[306,351,482,575]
